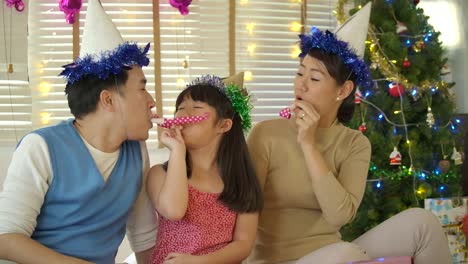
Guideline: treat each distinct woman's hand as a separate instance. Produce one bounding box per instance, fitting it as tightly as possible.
[160,125,185,152]
[163,253,201,264]
[293,100,320,148]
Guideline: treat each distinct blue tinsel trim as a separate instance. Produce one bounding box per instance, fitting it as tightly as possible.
[299,27,372,88]
[59,42,151,84]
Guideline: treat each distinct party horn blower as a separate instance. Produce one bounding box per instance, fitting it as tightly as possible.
[279,105,296,119]
[152,113,209,128]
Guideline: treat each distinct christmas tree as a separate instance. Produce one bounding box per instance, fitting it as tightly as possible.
[337,0,464,240]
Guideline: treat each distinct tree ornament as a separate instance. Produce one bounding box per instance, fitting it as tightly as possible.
[396,21,408,35]
[7,64,14,74]
[416,182,432,200]
[451,147,463,165]
[182,59,188,68]
[439,157,450,174]
[388,82,405,97]
[389,147,402,165]
[370,62,378,70]
[413,0,420,5]
[426,107,435,128]
[413,40,425,52]
[355,88,362,104]
[359,122,367,132]
[402,57,411,68]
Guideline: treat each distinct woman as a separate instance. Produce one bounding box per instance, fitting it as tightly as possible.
[247,3,451,264]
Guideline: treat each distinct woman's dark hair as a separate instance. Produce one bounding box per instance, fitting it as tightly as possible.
[164,83,263,213]
[64,68,129,119]
[308,48,357,123]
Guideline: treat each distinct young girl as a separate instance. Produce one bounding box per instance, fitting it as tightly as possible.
[147,75,263,264]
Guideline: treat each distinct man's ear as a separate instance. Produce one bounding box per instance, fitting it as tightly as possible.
[99,89,116,112]
[337,80,355,101]
[217,118,233,134]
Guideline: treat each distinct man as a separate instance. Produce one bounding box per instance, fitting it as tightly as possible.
[0,0,157,263]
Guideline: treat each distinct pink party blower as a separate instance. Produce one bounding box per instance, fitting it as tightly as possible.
[152,113,209,128]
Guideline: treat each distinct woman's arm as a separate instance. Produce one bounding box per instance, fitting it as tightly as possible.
[294,99,371,227]
[146,127,188,221]
[302,135,371,226]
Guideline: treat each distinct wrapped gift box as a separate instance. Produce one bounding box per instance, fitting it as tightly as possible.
[349,256,413,263]
[425,197,468,264]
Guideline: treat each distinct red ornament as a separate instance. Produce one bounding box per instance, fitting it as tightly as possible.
[403,57,411,68]
[388,83,405,97]
[413,0,420,5]
[358,123,367,132]
[463,215,468,236]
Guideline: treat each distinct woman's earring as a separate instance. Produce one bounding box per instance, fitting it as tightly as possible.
[336,97,340,101]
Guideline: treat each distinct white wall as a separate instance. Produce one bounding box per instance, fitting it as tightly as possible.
[0,147,170,263]
[419,0,468,113]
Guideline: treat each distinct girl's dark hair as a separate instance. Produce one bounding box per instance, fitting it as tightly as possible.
[308,48,357,123]
[64,68,129,119]
[164,83,263,213]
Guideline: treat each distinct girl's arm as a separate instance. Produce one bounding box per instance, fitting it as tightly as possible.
[165,212,258,264]
[146,127,189,221]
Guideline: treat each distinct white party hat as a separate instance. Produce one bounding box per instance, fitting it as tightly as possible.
[80,0,124,57]
[334,2,372,58]
[60,0,150,84]
[298,2,372,87]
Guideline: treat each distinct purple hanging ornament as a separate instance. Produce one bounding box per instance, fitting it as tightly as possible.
[169,0,192,16]
[59,0,82,24]
[5,0,25,12]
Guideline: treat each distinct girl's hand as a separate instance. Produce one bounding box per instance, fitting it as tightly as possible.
[163,253,201,264]
[293,100,320,148]
[160,125,185,152]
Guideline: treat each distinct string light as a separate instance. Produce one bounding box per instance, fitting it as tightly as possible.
[290,21,302,32]
[247,43,256,56]
[246,22,255,35]
[39,81,51,94]
[177,78,186,87]
[291,45,301,58]
[40,112,51,125]
[244,71,253,81]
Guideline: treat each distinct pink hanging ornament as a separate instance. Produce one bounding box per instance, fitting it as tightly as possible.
[5,0,25,12]
[152,113,209,129]
[169,0,192,16]
[59,0,83,24]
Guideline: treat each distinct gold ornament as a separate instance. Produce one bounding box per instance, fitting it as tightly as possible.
[335,0,351,24]
[182,59,188,69]
[413,40,425,53]
[416,182,432,200]
[426,107,435,128]
[7,64,13,74]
